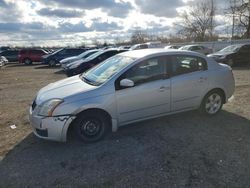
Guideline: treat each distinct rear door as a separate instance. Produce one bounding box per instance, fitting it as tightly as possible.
[170,55,209,111]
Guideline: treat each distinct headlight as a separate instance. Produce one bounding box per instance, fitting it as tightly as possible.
[37,99,63,117]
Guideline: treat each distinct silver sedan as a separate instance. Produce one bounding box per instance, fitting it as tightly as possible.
[29,49,235,143]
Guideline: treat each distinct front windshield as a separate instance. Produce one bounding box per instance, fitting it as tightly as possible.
[84,50,104,61]
[78,50,98,58]
[220,45,240,52]
[179,46,190,50]
[52,49,63,55]
[82,55,135,86]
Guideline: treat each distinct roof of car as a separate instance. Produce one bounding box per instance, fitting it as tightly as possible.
[120,48,206,59]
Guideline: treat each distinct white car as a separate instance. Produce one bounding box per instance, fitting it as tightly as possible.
[29,49,235,143]
[179,45,213,55]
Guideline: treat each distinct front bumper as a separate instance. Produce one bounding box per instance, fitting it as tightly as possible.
[29,107,75,142]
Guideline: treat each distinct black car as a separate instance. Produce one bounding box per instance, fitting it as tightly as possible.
[42,48,88,66]
[207,44,250,66]
[64,49,127,76]
[0,49,19,62]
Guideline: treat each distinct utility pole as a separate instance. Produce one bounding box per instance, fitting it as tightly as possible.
[232,0,236,40]
[210,0,215,40]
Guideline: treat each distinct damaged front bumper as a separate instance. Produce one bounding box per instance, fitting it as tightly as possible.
[29,107,75,142]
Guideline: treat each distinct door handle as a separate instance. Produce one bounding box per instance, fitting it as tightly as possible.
[198,77,207,82]
[159,86,170,92]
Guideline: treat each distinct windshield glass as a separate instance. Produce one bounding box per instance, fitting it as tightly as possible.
[220,45,240,52]
[52,49,63,55]
[82,55,135,86]
[84,50,104,61]
[78,50,98,58]
[179,46,190,50]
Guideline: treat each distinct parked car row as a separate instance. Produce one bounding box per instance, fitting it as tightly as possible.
[1,42,250,67]
[164,43,250,67]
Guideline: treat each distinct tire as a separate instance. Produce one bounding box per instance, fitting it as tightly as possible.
[23,58,32,65]
[200,90,224,116]
[74,112,109,143]
[48,59,56,67]
[227,59,234,67]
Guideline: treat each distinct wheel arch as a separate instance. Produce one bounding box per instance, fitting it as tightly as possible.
[66,108,114,140]
[202,88,226,104]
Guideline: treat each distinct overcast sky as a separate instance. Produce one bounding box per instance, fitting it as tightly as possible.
[0,0,230,47]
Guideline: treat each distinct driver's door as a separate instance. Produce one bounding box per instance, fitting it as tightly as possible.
[115,56,171,124]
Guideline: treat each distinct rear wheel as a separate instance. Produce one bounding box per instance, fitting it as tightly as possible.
[48,59,56,67]
[23,58,32,65]
[201,90,223,116]
[74,113,109,143]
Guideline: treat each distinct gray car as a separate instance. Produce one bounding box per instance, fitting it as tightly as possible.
[29,49,235,143]
[179,45,213,55]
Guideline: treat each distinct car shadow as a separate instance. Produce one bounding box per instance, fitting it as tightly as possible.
[6,63,41,68]
[1,110,250,187]
[34,65,60,69]
[54,70,65,74]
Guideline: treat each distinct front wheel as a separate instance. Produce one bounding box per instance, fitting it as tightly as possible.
[200,91,223,116]
[48,59,56,67]
[74,113,109,143]
[23,58,32,65]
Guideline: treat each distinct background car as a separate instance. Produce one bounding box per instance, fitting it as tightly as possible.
[165,45,182,49]
[0,46,10,53]
[0,49,19,62]
[207,44,250,66]
[18,49,48,65]
[130,42,163,50]
[60,49,99,67]
[29,49,235,143]
[42,48,87,66]
[179,45,213,55]
[64,49,127,76]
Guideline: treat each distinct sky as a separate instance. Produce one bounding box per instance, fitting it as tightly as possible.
[0,0,230,47]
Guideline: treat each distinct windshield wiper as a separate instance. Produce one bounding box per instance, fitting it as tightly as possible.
[81,75,98,86]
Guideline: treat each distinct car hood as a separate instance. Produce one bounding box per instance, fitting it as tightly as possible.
[36,75,97,105]
[60,56,79,64]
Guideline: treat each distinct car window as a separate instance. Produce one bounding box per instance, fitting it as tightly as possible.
[170,55,207,76]
[32,50,42,54]
[190,46,200,51]
[121,57,167,86]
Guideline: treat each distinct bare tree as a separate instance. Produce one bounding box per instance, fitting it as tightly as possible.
[130,30,148,44]
[176,0,216,41]
[230,0,250,38]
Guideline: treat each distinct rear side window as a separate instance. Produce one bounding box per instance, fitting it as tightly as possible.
[170,55,207,76]
[32,50,43,54]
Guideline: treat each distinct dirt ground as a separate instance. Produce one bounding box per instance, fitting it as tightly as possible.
[0,63,250,187]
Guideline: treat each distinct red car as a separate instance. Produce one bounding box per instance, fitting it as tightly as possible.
[18,49,48,65]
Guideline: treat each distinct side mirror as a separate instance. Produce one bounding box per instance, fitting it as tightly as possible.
[120,79,134,88]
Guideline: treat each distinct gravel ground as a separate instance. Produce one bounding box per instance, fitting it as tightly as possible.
[0,64,250,187]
